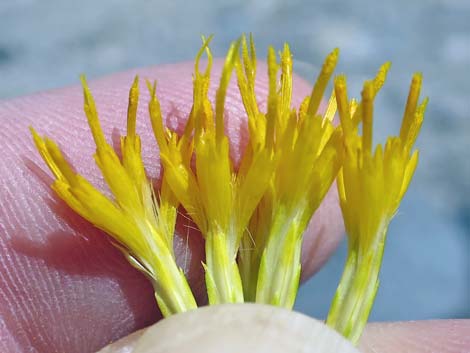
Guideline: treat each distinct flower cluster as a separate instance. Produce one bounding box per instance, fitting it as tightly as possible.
[31,35,426,343]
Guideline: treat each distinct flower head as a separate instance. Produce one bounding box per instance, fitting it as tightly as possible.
[149,36,276,304]
[337,74,426,252]
[236,39,343,306]
[327,72,427,343]
[31,76,197,317]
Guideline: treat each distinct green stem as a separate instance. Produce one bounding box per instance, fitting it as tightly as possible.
[326,227,387,345]
[325,246,358,325]
[238,202,272,302]
[126,241,198,317]
[255,210,303,308]
[204,230,244,304]
[154,250,197,316]
[238,234,260,301]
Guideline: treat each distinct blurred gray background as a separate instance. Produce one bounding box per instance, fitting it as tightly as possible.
[1,0,468,321]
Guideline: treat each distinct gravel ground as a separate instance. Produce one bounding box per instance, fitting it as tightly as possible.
[1,0,468,321]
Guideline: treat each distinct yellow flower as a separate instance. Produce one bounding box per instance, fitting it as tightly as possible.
[149,36,276,304]
[31,76,197,317]
[326,73,427,343]
[235,38,340,307]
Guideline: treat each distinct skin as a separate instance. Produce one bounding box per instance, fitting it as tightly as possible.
[0,61,468,353]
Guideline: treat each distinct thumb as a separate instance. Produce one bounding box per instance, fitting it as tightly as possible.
[98,311,470,353]
[97,304,359,353]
